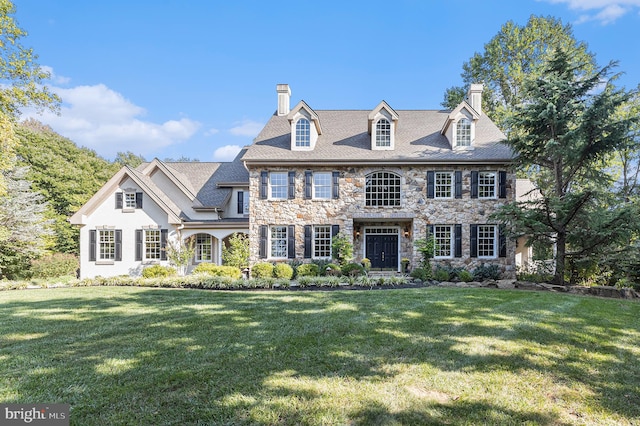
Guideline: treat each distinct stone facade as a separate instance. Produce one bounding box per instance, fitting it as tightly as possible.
[249,165,516,277]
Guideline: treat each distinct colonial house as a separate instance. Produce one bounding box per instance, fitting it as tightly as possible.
[71,83,518,279]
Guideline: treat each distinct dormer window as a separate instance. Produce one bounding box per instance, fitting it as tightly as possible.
[375,119,391,147]
[456,118,471,147]
[295,118,310,147]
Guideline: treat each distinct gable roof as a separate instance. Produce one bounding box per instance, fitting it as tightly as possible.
[440,101,481,135]
[243,109,511,166]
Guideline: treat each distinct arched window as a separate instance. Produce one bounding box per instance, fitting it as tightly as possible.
[365,171,401,207]
[375,119,391,147]
[295,118,310,147]
[456,118,471,147]
[194,233,212,262]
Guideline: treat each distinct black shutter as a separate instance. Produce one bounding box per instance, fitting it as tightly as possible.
[331,225,340,237]
[260,171,268,199]
[135,192,143,209]
[471,171,479,199]
[498,225,507,258]
[135,230,143,261]
[259,225,267,258]
[115,192,123,209]
[288,171,296,199]
[470,224,478,258]
[115,230,122,261]
[332,171,340,199]
[499,171,507,199]
[455,171,462,199]
[426,171,435,199]
[304,171,312,199]
[426,225,434,258]
[287,225,296,259]
[454,224,462,258]
[304,225,312,258]
[89,230,96,261]
[160,229,168,261]
[237,191,244,214]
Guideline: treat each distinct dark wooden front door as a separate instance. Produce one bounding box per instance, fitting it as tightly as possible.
[366,235,398,270]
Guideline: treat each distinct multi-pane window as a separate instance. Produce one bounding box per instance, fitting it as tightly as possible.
[365,171,401,207]
[456,118,471,147]
[295,118,310,147]
[478,172,496,198]
[313,225,331,258]
[434,225,453,258]
[98,230,115,260]
[375,119,391,147]
[270,172,288,199]
[145,230,161,260]
[124,192,137,209]
[195,234,212,262]
[313,172,332,199]
[270,226,288,258]
[477,225,496,258]
[435,172,453,198]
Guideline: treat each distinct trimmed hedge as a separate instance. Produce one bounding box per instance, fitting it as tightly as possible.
[296,263,320,277]
[273,263,294,279]
[193,263,242,279]
[251,262,274,279]
[30,253,79,279]
[142,265,177,278]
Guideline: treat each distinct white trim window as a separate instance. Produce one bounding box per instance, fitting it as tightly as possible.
[434,172,453,199]
[433,225,453,258]
[295,118,310,147]
[270,226,288,259]
[313,172,332,199]
[195,234,212,262]
[269,172,288,199]
[375,119,391,147]
[477,225,497,258]
[144,229,161,260]
[365,171,401,207]
[98,230,115,261]
[313,225,332,259]
[456,118,471,147]
[124,192,137,209]
[478,172,496,198]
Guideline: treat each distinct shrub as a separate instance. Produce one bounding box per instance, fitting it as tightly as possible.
[251,262,274,279]
[433,267,451,282]
[296,263,319,277]
[287,259,303,278]
[324,263,342,276]
[360,258,371,271]
[273,263,294,279]
[410,267,432,281]
[193,263,242,279]
[458,270,474,282]
[221,232,249,269]
[341,262,365,277]
[30,253,79,279]
[312,259,332,276]
[473,264,501,281]
[331,233,353,266]
[141,265,176,278]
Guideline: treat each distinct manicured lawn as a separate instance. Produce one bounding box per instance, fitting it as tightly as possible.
[1,287,639,425]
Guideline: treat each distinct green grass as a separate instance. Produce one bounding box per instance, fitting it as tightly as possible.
[1,287,639,425]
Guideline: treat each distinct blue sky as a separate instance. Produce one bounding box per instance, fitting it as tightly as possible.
[14,0,640,162]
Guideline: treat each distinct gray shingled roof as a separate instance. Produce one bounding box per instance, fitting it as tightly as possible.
[243,110,513,164]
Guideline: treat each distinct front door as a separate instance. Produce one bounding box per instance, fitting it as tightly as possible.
[366,234,399,270]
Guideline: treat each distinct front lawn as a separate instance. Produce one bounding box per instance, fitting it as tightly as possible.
[1,287,639,425]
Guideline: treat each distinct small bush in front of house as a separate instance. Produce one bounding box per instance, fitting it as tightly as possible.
[287,259,303,278]
[296,263,319,277]
[273,263,294,279]
[324,263,342,276]
[30,253,79,279]
[193,263,242,279]
[410,267,432,281]
[360,258,371,271]
[473,264,501,281]
[341,262,365,277]
[142,265,177,278]
[312,259,331,276]
[458,270,474,282]
[251,262,274,279]
[434,267,451,282]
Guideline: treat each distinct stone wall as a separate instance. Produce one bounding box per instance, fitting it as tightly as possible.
[249,165,516,277]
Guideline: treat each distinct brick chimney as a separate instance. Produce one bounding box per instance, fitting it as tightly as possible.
[467,84,483,115]
[276,84,291,116]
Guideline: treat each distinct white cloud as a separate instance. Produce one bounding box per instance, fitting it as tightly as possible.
[204,127,220,136]
[22,82,201,158]
[40,65,71,85]
[213,144,242,161]
[229,119,264,137]
[541,0,640,23]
